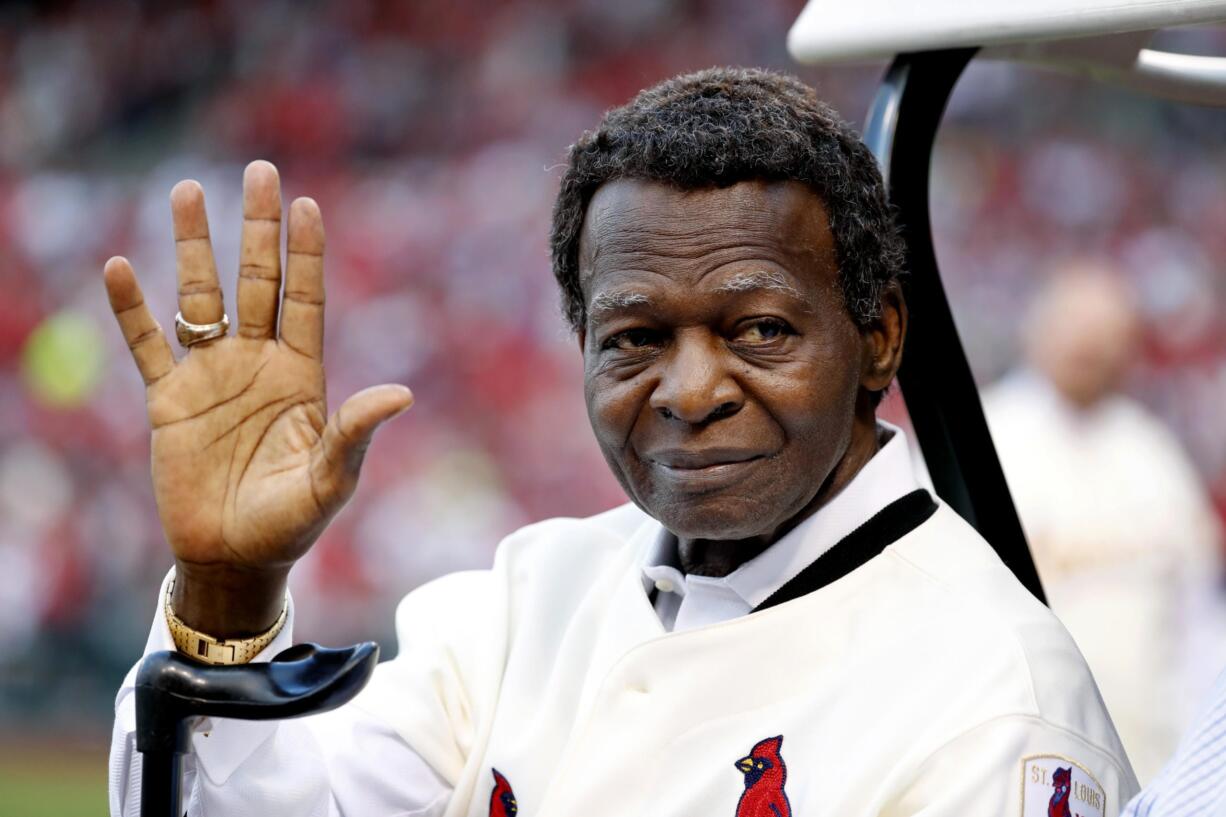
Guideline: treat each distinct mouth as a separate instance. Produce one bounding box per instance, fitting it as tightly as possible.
[649,447,767,469]
[646,449,768,491]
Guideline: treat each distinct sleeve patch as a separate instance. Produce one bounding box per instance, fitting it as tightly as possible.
[1021,755,1106,817]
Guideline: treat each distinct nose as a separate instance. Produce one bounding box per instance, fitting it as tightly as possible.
[649,330,743,424]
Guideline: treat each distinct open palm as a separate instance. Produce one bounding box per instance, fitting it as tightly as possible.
[104,162,412,588]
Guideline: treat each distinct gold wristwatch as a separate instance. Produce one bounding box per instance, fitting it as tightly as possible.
[164,578,288,665]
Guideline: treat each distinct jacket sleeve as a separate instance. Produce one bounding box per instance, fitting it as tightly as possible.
[879,714,1139,817]
[108,570,459,817]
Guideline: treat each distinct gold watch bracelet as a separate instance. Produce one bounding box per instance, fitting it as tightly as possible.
[164,577,289,665]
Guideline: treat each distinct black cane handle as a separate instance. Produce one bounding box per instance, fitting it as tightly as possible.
[134,641,379,817]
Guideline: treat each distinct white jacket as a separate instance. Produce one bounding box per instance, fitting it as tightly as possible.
[111,495,1137,816]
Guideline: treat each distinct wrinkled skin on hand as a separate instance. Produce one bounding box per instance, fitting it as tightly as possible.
[104,161,412,636]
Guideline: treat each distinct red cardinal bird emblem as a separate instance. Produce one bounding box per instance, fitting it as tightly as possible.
[1049,767,1072,817]
[489,768,518,817]
[735,735,792,817]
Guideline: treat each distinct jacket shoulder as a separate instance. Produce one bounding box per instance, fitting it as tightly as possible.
[888,505,1128,760]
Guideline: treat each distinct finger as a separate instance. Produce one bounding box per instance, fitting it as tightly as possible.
[237,160,283,340]
[311,384,413,506]
[103,256,175,386]
[170,180,224,327]
[280,197,325,360]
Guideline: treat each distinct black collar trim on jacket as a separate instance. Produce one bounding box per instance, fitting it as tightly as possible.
[751,489,938,614]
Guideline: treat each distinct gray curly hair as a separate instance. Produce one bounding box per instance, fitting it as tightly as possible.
[549,66,905,332]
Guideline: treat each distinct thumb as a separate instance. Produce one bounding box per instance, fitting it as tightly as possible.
[312,384,413,506]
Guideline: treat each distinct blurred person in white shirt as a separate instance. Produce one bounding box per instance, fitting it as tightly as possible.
[984,262,1226,782]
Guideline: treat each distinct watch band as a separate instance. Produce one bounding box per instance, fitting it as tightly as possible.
[163,578,288,665]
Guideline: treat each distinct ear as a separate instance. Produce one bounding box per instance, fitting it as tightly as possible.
[860,281,907,393]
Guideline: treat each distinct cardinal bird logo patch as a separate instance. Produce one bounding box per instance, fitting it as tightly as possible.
[1021,756,1105,817]
[489,769,518,817]
[734,735,793,817]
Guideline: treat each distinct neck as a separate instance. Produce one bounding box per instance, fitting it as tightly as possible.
[678,409,881,577]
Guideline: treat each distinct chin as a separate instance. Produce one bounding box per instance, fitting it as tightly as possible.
[642,490,787,542]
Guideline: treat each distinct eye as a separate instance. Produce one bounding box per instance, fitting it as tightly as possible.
[733,318,794,344]
[602,328,661,351]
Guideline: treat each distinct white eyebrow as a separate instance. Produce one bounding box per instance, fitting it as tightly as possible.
[714,270,805,301]
[588,290,652,322]
[586,271,809,324]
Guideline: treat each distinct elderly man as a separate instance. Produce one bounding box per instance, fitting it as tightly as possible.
[984,265,1225,782]
[107,69,1136,816]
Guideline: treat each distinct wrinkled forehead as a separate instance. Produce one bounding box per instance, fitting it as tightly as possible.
[577,178,835,287]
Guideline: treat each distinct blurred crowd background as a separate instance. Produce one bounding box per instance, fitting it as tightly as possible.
[1,0,1224,812]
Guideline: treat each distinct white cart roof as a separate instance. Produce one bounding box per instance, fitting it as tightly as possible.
[788,0,1226,63]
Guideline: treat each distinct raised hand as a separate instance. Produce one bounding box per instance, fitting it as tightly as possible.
[104,161,412,636]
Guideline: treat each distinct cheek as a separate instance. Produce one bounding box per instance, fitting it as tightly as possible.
[584,371,649,453]
[763,341,862,447]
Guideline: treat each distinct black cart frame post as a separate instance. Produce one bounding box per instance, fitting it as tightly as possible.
[862,49,1047,604]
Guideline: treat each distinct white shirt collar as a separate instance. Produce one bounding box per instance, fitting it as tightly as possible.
[640,421,922,629]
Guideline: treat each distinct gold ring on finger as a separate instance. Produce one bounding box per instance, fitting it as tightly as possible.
[174,311,230,347]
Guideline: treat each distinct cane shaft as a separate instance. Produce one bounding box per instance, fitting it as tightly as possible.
[140,749,183,817]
